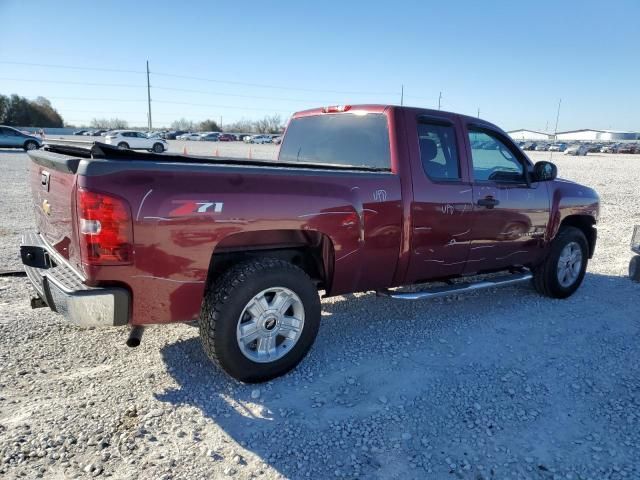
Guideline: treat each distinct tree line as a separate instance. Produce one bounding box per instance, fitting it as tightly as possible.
[0,94,64,127]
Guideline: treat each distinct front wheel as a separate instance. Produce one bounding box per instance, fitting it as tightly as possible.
[533,226,588,298]
[199,258,321,383]
[24,140,39,151]
[117,142,129,149]
[152,142,164,153]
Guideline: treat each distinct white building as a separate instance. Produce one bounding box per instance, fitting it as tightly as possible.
[507,129,552,141]
[554,129,638,141]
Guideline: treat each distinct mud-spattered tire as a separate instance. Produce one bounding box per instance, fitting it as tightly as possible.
[533,226,588,299]
[199,258,321,383]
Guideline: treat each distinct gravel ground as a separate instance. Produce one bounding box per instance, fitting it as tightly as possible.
[0,148,639,480]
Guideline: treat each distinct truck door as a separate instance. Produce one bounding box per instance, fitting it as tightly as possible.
[405,114,474,284]
[462,125,550,274]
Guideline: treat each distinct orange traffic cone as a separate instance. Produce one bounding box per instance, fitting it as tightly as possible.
[248,147,252,159]
[183,146,187,155]
[214,147,219,157]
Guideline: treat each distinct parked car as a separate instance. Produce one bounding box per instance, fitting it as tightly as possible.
[73,130,88,135]
[92,129,108,136]
[22,104,599,383]
[249,134,272,144]
[535,144,549,151]
[565,144,589,156]
[521,142,537,151]
[218,133,235,142]
[164,130,188,140]
[586,143,603,153]
[548,143,567,152]
[199,133,220,142]
[272,136,283,145]
[104,130,167,153]
[179,133,203,141]
[0,125,42,151]
[617,144,637,154]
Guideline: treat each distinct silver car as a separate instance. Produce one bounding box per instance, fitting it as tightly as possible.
[565,144,589,156]
[0,125,42,151]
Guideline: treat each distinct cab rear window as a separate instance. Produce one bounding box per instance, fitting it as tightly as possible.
[278,113,390,169]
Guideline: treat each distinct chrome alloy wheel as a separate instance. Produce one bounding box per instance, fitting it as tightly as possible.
[557,241,583,288]
[236,287,305,363]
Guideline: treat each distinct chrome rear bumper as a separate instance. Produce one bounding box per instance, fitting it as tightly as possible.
[21,233,129,327]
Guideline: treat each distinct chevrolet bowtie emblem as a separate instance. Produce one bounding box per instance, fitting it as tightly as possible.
[42,199,51,216]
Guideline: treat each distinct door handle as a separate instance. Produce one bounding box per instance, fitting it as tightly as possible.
[477,196,499,209]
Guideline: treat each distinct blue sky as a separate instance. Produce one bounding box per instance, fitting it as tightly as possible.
[0,0,638,131]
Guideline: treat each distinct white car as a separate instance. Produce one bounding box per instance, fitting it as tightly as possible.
[104,130,167,153]
[181,133,203,141]
[565,144,589,156]
[249,134,272,144]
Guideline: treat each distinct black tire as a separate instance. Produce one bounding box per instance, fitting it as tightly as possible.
[630,255,640,282]
[152,143,164,153]
[24,140,38,151]
[199,258,321,383]
[533,226,589,299]
[117,142,129,149]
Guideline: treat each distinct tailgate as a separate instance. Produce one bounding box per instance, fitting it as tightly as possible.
[28,150,81,268]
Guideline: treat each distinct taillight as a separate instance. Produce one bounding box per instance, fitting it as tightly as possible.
[322,105,351,113]
[77,188,133,265]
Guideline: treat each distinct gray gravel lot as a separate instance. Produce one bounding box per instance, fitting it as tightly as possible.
[0,147,639,479]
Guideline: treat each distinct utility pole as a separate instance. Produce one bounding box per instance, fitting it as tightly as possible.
[553,98,562,140]
[146,60,152,131]
[400,84,404,106]
[220,115,223,131]
[438,91,442,110]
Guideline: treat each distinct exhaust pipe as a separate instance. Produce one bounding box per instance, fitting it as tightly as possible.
[126,326,144,348]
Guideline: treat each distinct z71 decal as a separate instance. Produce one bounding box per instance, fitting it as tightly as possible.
[169,201,224,216]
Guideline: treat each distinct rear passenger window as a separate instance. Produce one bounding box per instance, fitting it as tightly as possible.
[278,113,390,169]
[417,121,461,181]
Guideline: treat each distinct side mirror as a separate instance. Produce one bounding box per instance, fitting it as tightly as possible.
[532,161,557,182]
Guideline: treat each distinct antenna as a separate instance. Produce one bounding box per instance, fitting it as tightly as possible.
[438,91,442,110]
[146,60,152,131]
[400,84,404,106]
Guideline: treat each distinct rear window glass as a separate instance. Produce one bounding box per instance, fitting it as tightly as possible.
[278,113,390,169]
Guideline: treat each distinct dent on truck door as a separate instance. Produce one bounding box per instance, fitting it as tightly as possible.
[405,115,474,283]
[463,128,550,274]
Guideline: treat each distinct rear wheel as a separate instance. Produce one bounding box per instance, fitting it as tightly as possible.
[199,258,321,383]
[24,140,38,151]
[533,226,588,298]
[152,142,164,153]
[117,142,129,149]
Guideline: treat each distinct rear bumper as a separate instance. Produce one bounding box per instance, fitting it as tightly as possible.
[20,233,130,327]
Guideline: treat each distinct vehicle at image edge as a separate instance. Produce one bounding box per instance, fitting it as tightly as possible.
[617,144,638,154]
[565,144,589,156]
[20,104,600,383]
[104,130,167,153]
[0,125,42,151]
[198,133,220,142]
[218,133,235,142]
[272,135,283,145]
[548,143,567,152]
[629,226,640,282]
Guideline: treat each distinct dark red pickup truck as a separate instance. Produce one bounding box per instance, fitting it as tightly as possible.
[21,105,599,382]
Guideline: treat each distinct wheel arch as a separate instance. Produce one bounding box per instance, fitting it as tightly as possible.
[559,214,597,258]
[204,229,335,293]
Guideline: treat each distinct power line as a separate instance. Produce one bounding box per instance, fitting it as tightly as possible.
[0,59,398,97]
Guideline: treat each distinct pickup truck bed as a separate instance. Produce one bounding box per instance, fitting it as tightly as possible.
[21,104,599,382]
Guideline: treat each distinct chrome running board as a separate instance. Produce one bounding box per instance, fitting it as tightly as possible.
[377,271,533,300]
